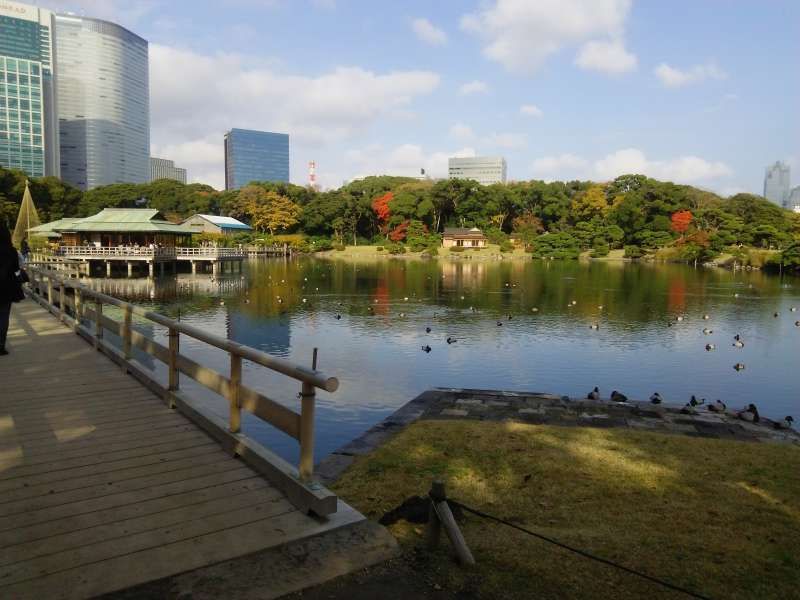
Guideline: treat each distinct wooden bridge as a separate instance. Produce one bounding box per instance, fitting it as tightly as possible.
[0,267,392,599]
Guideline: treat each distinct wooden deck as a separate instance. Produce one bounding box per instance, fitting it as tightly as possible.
[0,301,363,599]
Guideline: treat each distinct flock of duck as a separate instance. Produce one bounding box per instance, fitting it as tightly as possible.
[584,386,794,430]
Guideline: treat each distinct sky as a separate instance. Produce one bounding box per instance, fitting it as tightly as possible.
[41,0,800,194]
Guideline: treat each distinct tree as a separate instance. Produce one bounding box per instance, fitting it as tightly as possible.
[671,210,693,234]
[248,190,302,235]
[13,181,41,247]
[371,192,392,233]
[570,185,609,221]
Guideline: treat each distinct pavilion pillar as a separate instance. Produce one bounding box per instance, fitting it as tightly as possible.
[212,261,219,277]
[106,261,112,277]
[148,262,154,278]
[127,262,133,277]
[191,261,197,275]
[160,262,165,277]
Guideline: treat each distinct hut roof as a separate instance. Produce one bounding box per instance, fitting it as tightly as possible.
[53,209,193,234]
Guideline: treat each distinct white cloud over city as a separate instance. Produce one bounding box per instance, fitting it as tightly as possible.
[148,44,440,188]
[460,0,636,75]
[531,148,733,186]
[458,80,489,95]
[411,18,448,46]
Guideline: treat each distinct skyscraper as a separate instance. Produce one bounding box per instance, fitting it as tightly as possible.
[448,156,507,185]
[0,1,59,178]
[150,157,187,184]
[55,14,149,190]
[224,128,289,190]
[763,161,790,207]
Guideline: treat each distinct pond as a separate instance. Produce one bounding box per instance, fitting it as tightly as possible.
[86,256,800,466]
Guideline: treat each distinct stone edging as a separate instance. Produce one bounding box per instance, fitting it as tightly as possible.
[315,388,799,485]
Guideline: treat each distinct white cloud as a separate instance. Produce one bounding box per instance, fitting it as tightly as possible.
[485,132,528,149]
[460,0,635,75]
[458,80,489,95]
[449,122,476,141]
[148,44,440,189]
[412,17,448,46]
[531,148,733,186]
[574,38,637,74]
[654,62,726,88]
[520,104,543,118]
[346,144,476,181]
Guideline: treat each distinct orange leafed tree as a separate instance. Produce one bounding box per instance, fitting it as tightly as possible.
[671,210,693,234]
[389,220,409,241]
[372,192,392,232]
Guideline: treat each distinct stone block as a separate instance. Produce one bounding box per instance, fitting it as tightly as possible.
[440,408,469,417]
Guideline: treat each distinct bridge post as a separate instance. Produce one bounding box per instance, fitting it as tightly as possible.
[228,353,242,433]
[191,260,196,275]
[74,288,83,326]
[122,304,132,360]
[94,301,103,348]
[212,261,219,277]
[168,327,179,405]
[47,278,53,306]
[106,261,112,277]
[148,262,154,278]
[58,282,65,320]
[127,262,133,277]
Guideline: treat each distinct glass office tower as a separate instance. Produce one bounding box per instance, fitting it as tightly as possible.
[763,161,791,208]
[224,128,289,190]
[55,14,149,190]
[0,1,58,178]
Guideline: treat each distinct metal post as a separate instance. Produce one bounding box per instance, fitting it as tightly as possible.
[229,353,242,433]
[122,304,132,360]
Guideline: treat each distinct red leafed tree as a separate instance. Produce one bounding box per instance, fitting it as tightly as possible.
[389,220,409,242]
[671,210,693,234]
[372,192,392,232]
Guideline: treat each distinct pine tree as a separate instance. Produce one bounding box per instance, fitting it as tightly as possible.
[13,180,41,247]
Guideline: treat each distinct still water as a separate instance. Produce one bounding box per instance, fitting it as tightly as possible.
[88,257,799,465]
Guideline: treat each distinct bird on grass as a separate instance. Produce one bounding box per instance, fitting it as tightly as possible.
[708,400,726,413]
[737,403,760,422]
[610,390,628,403]
[587,387,600,400]
[649,392,663,404]
[775,416,794,430]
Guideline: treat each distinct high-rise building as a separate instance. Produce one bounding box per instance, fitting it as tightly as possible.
[224,128,289,190]
[0,1,59,178]
[763,161,791,207]
[788,186,800,213]
[150,157,186,184]
[55,13,149,190]
[448,156,507,185]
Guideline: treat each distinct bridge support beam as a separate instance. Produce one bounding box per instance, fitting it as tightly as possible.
[127,262,133,277]
[106,261,112,277]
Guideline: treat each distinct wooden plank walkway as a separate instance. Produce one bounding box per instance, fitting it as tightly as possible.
[0,301,362,600]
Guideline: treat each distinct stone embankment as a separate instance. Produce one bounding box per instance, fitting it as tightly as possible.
[317,388,799,484]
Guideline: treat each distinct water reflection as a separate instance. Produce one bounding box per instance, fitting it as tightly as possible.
[87,257,800,464]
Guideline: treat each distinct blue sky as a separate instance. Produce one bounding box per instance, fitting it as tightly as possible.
[45,0,799,193]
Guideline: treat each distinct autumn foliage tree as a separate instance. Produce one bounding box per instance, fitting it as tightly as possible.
[671,210,693,234]
[372,192,392,234]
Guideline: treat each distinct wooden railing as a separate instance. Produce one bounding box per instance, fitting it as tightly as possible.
[59,245,177,258]
[176,247,246,258]
[25,265,340,515]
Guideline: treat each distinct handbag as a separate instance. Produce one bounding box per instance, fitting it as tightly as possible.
[16,269,30,284]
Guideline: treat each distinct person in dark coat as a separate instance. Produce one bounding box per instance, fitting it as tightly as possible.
[0,224,25,355]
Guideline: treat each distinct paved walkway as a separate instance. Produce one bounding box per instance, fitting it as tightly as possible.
[0,301,364,599]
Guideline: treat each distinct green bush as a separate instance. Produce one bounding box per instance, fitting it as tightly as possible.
[499,240,514,253]
[425,246,439,257]
[449,246,465,253]
[624,245,643,259]
[592,240,610,257]
[309,238,333,252]
[333,243,346,251]
[376,246,385,252]
[485,227,509,245]
[386,242,405,254]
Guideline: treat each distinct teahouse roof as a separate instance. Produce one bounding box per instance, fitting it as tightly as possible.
[443,227,486,238]
[28,217,83,238]
[52,209,193,234]
[185,214,252,231]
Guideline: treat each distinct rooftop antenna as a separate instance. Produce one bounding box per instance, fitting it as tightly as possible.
[308,161,318,191]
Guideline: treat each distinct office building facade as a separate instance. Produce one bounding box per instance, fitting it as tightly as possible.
[224,128,289,190]
[763,161,790,207]
[0,1,58,178]
[150,157,186,183]
[55,14,149,190]
[448,156,507,185]
[788,186,800,213]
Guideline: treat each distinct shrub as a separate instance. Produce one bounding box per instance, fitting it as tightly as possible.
[310,238,333,252]
[333,243,346,251]
[386,242,405,255]
[425,246,439,257]
[485,227,509,245]
[592,240,610,257]
[499,240,514,253]
[449,246,465,253]
[376,246,385,252]
[624,245,643,259]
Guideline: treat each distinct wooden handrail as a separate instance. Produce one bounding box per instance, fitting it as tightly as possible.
[25,265,339,490]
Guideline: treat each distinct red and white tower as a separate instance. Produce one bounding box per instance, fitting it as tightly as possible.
[308,161,318,190]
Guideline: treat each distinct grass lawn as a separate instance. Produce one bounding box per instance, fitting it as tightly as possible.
[332,421,800,600]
